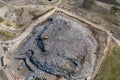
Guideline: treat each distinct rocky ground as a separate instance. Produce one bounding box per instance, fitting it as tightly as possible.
[9,12,108,80]
[0,0,119,80]
[14,14,98,79]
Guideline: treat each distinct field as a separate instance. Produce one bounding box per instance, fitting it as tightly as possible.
[0,70,8,80]
[95,43,120,80]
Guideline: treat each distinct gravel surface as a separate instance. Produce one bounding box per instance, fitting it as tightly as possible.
[15,15,97,79]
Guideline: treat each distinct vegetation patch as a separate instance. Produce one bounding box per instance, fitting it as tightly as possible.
[97,0,120,6]
[0,30,17,40]
[2,21,20,29]
[0,17,3,23]
[95,43,120,80]
[0,70,8,80]
[110,6,120,16]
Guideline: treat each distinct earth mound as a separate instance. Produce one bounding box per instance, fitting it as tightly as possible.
[15,15,98,79]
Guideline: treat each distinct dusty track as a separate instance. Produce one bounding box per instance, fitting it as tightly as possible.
[1,7,119,52]
[90,36,111,80]
[0,0,120,47]
[56,7,120,47]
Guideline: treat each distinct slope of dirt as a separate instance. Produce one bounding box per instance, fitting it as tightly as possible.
[12,13,107,80]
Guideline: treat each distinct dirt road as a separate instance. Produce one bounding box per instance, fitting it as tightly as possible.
[0,1,120,80]
[56,7,120,47]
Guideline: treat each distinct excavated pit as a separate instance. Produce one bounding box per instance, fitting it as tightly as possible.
[13,13,108,80]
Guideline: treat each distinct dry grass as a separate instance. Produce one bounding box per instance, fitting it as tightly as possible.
[0,70,8,80]
[95,43,120,80]
[2,21,20,29]
[0,30,16,40]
